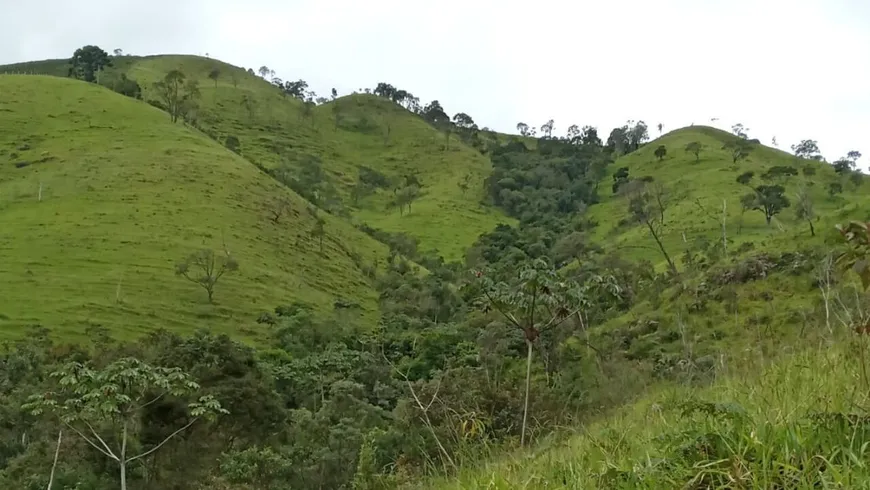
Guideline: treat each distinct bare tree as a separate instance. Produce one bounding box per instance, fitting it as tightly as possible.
[267,196,292,224]
[175,248,239,303]
[624,181,678,274]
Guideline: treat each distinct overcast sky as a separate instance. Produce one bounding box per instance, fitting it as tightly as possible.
[2,0,868,170]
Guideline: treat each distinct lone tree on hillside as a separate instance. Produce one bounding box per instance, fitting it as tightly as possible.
[723,138,753,163]
[684,141,704,162]
[24,358,227,490]
[208,68,220,87]
[516,122,531,137]
[624,181,678,275]
[224,135,241,154]
[743,184,790,226]
[792,139,821,160]
[541,119,555,138]
[794,185,816,236]
[654,145,667,161]
[69,45,112,83]
[268,196,293,224]
[833,150,861,174]
[153,70,201,123]
[258,65,271,78]
[309,208,326,254]
[175,248,239,303]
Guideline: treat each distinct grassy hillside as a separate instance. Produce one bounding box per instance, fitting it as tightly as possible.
[123,55,511,260]
[1,55,512,260]
[588,126,869,268]
[419,338,870,489]
[0,75,388,342]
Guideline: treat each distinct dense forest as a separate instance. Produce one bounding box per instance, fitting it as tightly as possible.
[1,45,869,489]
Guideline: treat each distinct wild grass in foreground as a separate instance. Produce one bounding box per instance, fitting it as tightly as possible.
[420,336,870,489]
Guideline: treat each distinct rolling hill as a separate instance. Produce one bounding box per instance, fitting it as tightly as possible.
[589,125,869,269]
[0,74,388,342]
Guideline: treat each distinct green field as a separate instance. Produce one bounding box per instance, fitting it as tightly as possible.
[0,75,387,342]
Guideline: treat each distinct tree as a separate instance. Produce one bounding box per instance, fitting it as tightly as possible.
[331,88,338,100]
[772,136,778,147]
[175,248,239,303]
[761,165,798,181]
[258,66,270,78]
[731,123,748,139]
[113,48,123,56]
[225,135,241,154]
[834,151,861,174]
[657,122,663,135]
[736,171,754,186]
[794,185,816,236]
[627,120,649,151]
[268,196,292,224]
[722,138,753,163]
[473,259,587,447]
[309,208,326,253]
[829,182,844,197]
[153,70,199,123]
[744,185,790,225]
[833,159,854,174]
[70,45,112,83]
[792,139,821,159]
[516,122,530,137]
[685,141,703,162]
[23,358,227,490]
[453,113,475,131]
[540,119,555,139]
[625,181,678,274]
[208,68,220,87]
[654,145,667,161]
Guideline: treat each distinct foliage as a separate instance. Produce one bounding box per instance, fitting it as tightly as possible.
[743,184,790,225]
[69,45,112,82]
[836,220,870,290]
[684,141,703,162]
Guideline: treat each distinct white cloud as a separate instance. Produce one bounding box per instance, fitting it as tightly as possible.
[1,0,867,169]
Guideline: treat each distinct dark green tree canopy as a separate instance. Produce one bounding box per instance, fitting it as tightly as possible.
[69,45,112,82]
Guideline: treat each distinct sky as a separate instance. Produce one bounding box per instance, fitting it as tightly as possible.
[2,0,868,170]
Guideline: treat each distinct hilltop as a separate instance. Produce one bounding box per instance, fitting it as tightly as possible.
[0,75,387,342]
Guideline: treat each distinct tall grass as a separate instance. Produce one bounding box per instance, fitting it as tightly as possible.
[416,330,870,489]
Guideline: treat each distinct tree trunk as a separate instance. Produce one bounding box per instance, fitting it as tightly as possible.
[808,219,815,236]
[47,430,62,490]
[521,339,533,447]
[646,220,678,275]
[207,288,214,303]
[120,423,127,490]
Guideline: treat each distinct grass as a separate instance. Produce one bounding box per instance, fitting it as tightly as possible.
[0,75,388,343]
[121,55,512,261]
[1,55,513,260]
[588,126,870,269]
[418,334,870,489]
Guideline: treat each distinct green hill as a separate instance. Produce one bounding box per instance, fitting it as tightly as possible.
[2,55,512,260]
[0,74,387,342]
[589,126,869,269]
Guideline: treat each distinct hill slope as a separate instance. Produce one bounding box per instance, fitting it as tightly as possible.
[120,55,513,260]
[0,75,387,341]
[588,126,869,268]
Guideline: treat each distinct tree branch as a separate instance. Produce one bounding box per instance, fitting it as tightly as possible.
[64,422,118,461]
[482,289,524,331]
[126,418,199,464]
[85,421,118,460]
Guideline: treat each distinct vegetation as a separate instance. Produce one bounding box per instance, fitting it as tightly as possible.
[2,47,870,490]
